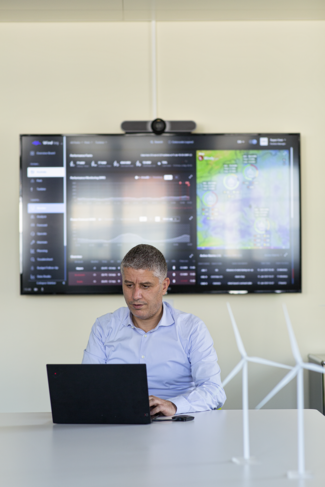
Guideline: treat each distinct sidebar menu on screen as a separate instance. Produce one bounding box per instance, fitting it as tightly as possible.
[20,136,66,293]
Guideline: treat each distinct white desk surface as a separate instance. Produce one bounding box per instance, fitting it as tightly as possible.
[0,409,325,487]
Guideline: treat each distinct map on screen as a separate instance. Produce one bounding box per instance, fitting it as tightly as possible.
[196,150,290,249]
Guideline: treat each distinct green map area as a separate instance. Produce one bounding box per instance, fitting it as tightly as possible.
[196,150,290,249]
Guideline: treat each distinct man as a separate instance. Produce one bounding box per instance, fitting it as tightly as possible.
[82,244,226,416]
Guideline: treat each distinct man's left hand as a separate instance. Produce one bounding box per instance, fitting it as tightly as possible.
[149,395,177,417]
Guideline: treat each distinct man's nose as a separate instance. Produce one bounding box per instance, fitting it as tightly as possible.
[132,285,142,300]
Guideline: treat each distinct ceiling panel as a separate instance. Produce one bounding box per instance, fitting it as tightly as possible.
[0,10,124,21]
[0,0,325,21]
[123,0,325,11]
[0,0,122,9]
[123,9,325,22]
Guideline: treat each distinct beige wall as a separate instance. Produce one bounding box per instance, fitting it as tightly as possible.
[0,21,325,412]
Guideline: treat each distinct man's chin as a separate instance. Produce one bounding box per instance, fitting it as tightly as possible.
[130,305,147,316]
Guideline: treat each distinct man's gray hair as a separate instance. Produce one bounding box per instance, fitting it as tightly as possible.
[121,244,168,282]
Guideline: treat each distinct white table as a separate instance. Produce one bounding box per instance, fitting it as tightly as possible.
[0,410,325,486]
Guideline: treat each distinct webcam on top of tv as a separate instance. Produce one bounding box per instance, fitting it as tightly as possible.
[121,119,196,135]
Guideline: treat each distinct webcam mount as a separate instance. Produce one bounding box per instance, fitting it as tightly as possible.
[121,119,196,134]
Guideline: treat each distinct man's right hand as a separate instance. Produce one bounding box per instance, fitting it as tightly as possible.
[149,395,177,417]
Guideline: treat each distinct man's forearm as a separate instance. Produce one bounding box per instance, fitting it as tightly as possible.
[168,381,226,414]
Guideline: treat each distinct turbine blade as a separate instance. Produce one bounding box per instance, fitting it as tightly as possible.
[283,304,302,364]
[248,356,292,370]
[303,362,325,374]
[226,302,247,358]
[255,366,298,409]
[222,359,245,387]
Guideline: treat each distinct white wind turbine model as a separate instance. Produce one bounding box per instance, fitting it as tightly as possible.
[256,303,325,479]
[223,302,292,464]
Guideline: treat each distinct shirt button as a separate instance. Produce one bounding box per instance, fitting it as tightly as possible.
[141,355,145,359]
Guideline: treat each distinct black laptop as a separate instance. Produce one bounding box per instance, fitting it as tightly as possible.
[47,364,151,425]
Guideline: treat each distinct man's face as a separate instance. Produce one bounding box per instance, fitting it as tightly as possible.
[122,267,170,323]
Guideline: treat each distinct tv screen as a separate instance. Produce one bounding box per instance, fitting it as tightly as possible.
[20,133,301,295]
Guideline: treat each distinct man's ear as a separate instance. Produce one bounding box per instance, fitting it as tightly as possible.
[162,277,170,294]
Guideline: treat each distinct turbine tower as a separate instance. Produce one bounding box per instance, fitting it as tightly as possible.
[223,302,292,464]
[256,304,325,478]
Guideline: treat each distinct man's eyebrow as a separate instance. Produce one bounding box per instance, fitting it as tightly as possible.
[123,279,153,285]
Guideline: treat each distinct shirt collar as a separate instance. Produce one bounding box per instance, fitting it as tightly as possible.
[124,301,175,330]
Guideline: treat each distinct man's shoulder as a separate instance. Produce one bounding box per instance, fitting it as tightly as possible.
[94,307,129,339]
[165,302,206,332]
[95,306,129,332]
[165,302,213,352]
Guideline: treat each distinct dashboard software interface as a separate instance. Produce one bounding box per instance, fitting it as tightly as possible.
[20,133,301,294]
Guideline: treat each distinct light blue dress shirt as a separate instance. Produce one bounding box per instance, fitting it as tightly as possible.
[82,302,226,414]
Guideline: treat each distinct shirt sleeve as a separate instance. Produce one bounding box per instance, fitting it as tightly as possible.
[82,318,108,364]
[168,321,226,414]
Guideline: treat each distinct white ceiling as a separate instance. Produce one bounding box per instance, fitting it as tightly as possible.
[0,0,325,22]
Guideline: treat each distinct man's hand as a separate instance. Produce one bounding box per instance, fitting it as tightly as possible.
[149,395,177,417]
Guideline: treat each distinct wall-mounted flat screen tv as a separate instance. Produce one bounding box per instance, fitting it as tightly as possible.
[20,133,301,295]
